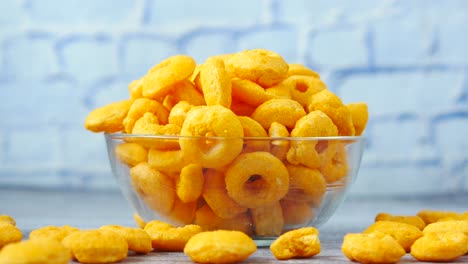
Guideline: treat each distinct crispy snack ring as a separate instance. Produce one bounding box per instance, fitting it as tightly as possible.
[0,238,71,264]
[287,63,320,78]
[123,98,169,133]
[199,57,232,108]
[252,98,306,130]
[0,223,22,249]
[265,80,292,99]
[130,163,175,214]
[286,111,338,169]
[238,116,270,153]
[176,163,204,203]
[423,220,468,235]
[320,143,349,183]
[184,230,257,264]
[225,151,289,208]
[180,105,244,168]
[364,220,423,252]
[308,89,355,136]
[144,220,202,251]
[341,231,405,264]
[280,200,314,226]
[84,99,132,133]
[226,49,289,87]
[284,164,326,207]
[115,143,148,167]
[99,225,152,253]
[417,209,462,225]
[285,75,327,107]
[0,215,15,226]
[62,229,128,263]
[195,204,253,235]
[375,212,426,230]
[29,225,79,242]
[203,169,248,219]
[270,227,321,260]
[168,101,194,127]
[251,202,284,236]
[269,122,290,160]
[148,148,190,173]
[410,231,468,262]
[346,102,369,136]
[231,78,274,107]
[131,112,181,150]
[142,55,196,99]
[171,80,206,106]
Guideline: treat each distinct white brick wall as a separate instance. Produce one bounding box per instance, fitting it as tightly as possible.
[0,0,467,196]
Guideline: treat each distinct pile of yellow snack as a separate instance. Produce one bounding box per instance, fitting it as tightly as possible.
[84,49,369,237]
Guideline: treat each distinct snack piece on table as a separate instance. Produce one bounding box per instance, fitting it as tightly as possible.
[100,225,152,253]
[375,212,426,230]
[84,100,132,133]
[0,215,15,226]
[29,225,79,242]
[270,227,321,260]
[0,223,22,249]
[0,238,71,264]
[410,231,468,262]
[144,220,202,251]
[364,220,423,252]
[422,220,468,235]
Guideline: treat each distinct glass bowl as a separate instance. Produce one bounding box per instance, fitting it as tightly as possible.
[105,133,365,246]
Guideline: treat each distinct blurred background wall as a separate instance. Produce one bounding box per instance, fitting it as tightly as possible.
[0,0,467,197]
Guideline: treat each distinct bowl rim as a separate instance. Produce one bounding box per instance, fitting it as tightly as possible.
[105,132,364,141]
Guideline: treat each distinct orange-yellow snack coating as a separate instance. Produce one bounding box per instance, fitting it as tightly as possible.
[194,205,253,235]
[176,163,204,203]
[202,169,248,219]
[168,101,194,127]
[320,143,349,183]
[148,148,190,173]
[0,215,15,226]
[225,152,289,208]
[230,101,256,116]
[170,80,206,106]
[133,213,147,229]
[286,75,327,107]
[142,55,196,99]
[251,202,284,236]
[238,116,270,152]
[411,231,468,262]
[423,220,468,235]
[280,200,314,226]
[265,80,292,99]
[84,99,132,133]
[226,49,289,87]
[62,229,128,263]
[199,57,232,108]
[123,98,169,133]
[130,113,182,150]
[100,225,152,253]
[184,230,257,264]
[346,102,369,136]
[308,89,355,136]
[144,220,202,251]
[269,122,290,160]
[164,197,197,226]
[0,223,22,249]
[287,63,320,78]
[130,163,175,214]
[270,227,321,260]
[231,78,274,107]
[375,212,426,230]
[417,209,462,225]
[29,225,79,242]
[180,105,244,168]
[128,78,143,99]
[252,98,306,130]
[284,164,326,207]
[364,220,423,252]
[341,231,405,264]
[115,143,148,167]
[0,238,71,264]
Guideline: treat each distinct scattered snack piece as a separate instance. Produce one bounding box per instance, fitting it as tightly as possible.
[0,223,22,249]
[0,215,15,226]
[410,231,468,262]
[0,238,71,264]
[270,227,321,260]
[144,220,202,251]
[100,225,152,254]
[62,229,128,263]
[417,209,461,225]
[375,212,426,230]
[133,213,147,229]
[184,230,257,264]
[342,231,405,264]
[423,220,468,235]
[364,220,423,252]
[29,225,79,242]
[84,99,132,133]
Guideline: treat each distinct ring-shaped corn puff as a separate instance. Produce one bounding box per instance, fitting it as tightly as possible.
[286,75,327,107]
[195,205,253,235]
[287,63,320,78]
[123,98,169,133]
[0,238,71,264]
[231,78,274,107]
[251,202,284,236]
[170,80,206,106]
[411,232,468,262]
[252,98,306,130]
[270,227,321,260]
[176,164,204,203]
[284,164,326,207]
[84,100,132,133]
[29,225,79,243]
[423,220,468,235]
[115,143,148,167]
[168,101,194,127]
[0,223,22,249]
[199,57,232,108]
[238,116,270,153]
[375,213,426,230]
[99,225,152,254]
[268,122,290,160]
[346,102,369,136]
[364,221,423,252]
[144,220,202,252]
[148,148,190,173]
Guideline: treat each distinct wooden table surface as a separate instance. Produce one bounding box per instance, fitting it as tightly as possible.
[1,188,467,263]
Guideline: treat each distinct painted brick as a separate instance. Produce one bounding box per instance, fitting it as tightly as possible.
[4,34,58,80]
[61,129,108,168]
[337,71,463,116]
[308,28,368,68]
[183,31,235,64]
[435,16,468,65]
[373,16,430,66]
[0,0,23,25]
[6,127,61,166]
[434,114,468,162]
[145,0,263,32]
[350,164,455,197]
[237,27,297,63]
[26,0,134,25]
[120,34,178,79]
[60,36,117,81]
